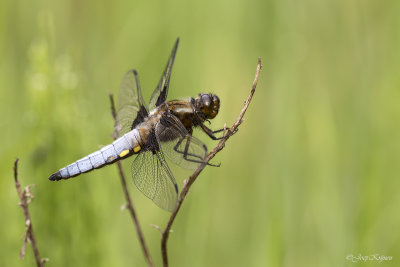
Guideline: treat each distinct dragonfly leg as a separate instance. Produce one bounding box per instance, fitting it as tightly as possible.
[200,124,238,140]
[173,135,220,167]
[173,135,204,161]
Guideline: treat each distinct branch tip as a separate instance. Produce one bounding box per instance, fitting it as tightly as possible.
[13,158,45,267]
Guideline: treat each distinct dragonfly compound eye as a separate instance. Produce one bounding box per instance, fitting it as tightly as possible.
[196,93,219,120]
[201,94,211,107]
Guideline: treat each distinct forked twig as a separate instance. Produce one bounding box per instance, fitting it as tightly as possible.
[13,159,47,267]
[161,58,262,267]
[109,94,154,267]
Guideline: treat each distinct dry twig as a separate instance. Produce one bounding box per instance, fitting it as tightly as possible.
[161,58,262,267]
[108,94,154,267]
[13,158,47,267]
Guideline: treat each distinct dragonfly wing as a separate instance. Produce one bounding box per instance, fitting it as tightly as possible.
[149,38,180,110]
[116,70,148,136]
[131,135,178,212]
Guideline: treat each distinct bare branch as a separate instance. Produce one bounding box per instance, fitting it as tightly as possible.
[161,58,262,267]
[108,94,154,267]
[13,159,47,267]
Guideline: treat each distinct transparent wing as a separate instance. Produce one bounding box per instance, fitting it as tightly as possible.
[149,38,180,110]
[116,70,148,136]
[131,142,178,212]
[156,114,208,170]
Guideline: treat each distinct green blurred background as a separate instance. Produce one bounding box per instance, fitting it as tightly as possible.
[1,0,399,266]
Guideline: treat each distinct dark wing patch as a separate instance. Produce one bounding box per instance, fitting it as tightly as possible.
[156,114,208,170]
[131,104,148,130]
[116,70,149,136]
[149,38,180,110]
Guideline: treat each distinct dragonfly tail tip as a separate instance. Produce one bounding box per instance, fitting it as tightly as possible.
[49,172,63,181]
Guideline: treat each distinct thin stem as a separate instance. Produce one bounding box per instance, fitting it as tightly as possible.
[13,158,46,267]
[161,58,262,267]
[108,94,154,267]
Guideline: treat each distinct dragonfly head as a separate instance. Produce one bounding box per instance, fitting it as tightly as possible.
[194,93,220,121]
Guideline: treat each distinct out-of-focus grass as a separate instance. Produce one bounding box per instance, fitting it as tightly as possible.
[1,0,400,266]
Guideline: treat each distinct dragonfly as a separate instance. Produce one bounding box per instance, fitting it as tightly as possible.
[49,38,230,211]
